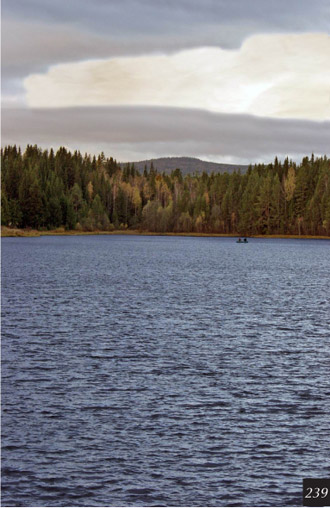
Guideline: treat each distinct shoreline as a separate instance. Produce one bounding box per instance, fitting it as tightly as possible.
[2,227,330,240]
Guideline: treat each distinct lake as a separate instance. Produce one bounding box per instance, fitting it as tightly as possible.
[2,235,330,506]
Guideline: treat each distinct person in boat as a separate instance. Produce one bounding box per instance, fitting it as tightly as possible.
[237,238,242,243]
[243,238,248,243]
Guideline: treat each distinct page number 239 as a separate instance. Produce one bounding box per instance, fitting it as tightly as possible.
[305,487,328,499]
[303,479,330,507]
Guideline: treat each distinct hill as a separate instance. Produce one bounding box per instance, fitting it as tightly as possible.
[119,156,248,175]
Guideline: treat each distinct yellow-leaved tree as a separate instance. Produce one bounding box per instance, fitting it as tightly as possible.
[284,167,296,201]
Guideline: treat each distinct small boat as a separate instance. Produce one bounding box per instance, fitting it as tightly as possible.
[236,238,248,243]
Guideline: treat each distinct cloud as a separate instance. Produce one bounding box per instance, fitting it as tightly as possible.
[3,1,329,165]
[4,0,329,39]
[2,0,329,80]
[2,18,120,79]
[23,33,330,121]
[3,0,329,109]
[2,106,329,163]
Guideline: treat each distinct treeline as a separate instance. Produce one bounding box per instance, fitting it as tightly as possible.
[1,145,330,236]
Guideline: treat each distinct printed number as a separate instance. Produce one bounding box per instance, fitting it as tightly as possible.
[305,488,313,498]
[321,488,329,498]
[305,487,328,499]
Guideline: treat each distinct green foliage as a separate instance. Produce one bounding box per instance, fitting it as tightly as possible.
[1,191,9,225]
[18,167,43,228]
[1,145,329,235]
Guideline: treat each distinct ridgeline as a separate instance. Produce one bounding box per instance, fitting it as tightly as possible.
[1,145,330,237]
[119,157,248,175]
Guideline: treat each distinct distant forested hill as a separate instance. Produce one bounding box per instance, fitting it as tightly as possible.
[1,145,330,236]
[119,157,248,175]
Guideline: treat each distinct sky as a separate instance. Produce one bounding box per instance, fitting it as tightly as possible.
[2,0,330,164]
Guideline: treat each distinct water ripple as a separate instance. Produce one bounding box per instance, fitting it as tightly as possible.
[2,236,330,506]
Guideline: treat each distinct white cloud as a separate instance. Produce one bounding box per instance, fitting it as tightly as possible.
[24,33,330,120]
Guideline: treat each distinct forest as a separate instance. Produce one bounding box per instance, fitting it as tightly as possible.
[1,145,330,236]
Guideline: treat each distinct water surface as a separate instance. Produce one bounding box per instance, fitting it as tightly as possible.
[2,235,330,506]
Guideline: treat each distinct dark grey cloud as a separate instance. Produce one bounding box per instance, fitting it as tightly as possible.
[4,0,329,36]
[2,0,329,81]
[2,106,329,163]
